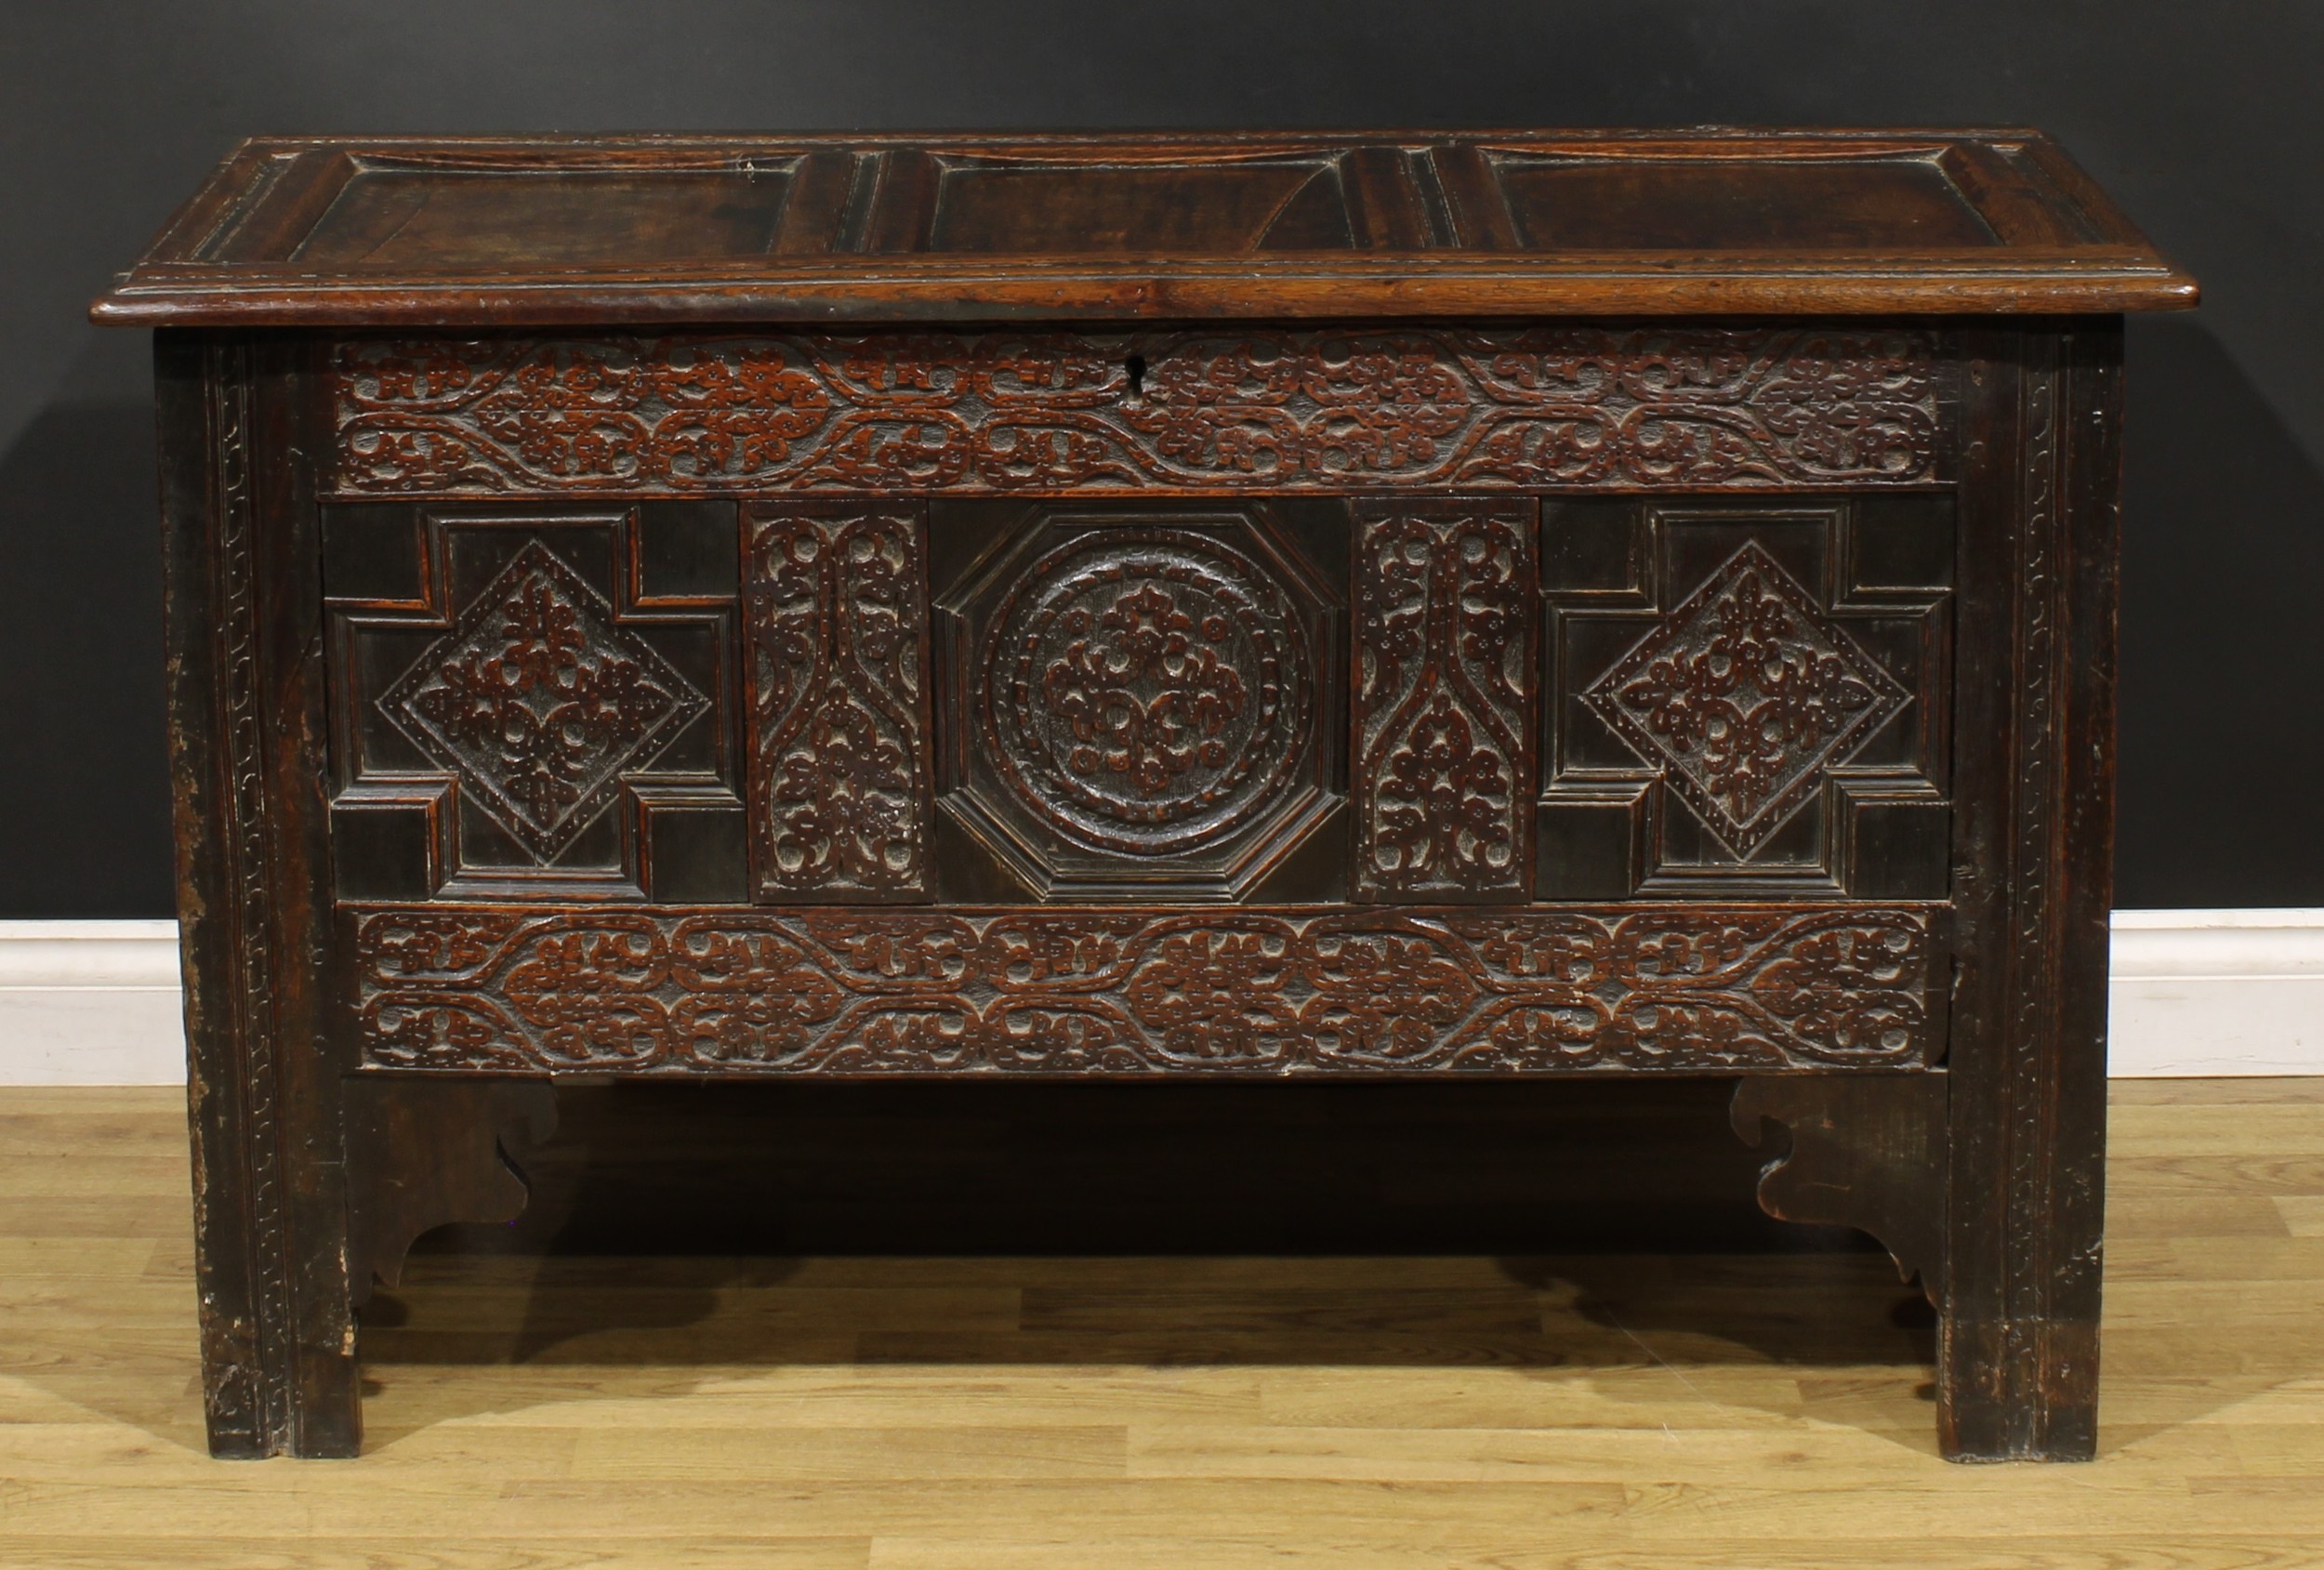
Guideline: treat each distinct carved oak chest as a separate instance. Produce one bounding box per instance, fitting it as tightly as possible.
[93,128,2195,1460]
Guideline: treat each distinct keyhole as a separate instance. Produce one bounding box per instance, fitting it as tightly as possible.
[1125,355,1146,400]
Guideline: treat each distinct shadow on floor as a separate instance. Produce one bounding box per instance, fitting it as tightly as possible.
[357,1079,1936,1448]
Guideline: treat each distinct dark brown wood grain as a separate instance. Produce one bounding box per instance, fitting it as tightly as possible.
[344,1076,557,1303]
[108,129,2172,1461]
[1732,1073,1948,1300]
[90,130,2196,325]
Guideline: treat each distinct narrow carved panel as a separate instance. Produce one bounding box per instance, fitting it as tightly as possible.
[1353,502,1537,900]
[744,503,931,901]
[350,904,1936,1076]
[330,328,1946,496]
[194,342,297,1449]
[1934,326,2121,1462]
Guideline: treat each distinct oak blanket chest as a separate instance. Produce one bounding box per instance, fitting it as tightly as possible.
[91,128,2197,1459]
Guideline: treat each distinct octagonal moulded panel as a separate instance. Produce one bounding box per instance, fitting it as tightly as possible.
[933,501,1347,901]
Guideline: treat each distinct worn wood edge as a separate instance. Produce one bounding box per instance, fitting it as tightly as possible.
[343,1077,558,1306]
[90,268,2200,328]
[1934,321,2119,1465]
[1729,1073,1948,1304]
[155,330,270,1458]
[157,124,2104,154]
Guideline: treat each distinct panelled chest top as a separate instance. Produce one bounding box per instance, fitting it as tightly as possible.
[92,127,2193,325]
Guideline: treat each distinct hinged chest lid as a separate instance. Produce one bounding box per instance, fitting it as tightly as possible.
[91,128,2195,326]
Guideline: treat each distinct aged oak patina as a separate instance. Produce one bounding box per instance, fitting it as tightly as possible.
[93,127,2196,1460]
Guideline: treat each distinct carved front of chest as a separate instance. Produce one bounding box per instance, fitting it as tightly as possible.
[319,324,1956,1077]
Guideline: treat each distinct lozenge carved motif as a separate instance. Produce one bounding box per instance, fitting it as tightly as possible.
[1583,542,1910,858]
[377,540,706,861]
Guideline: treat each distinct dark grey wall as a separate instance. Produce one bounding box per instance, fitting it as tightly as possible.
[5,0,2318,915]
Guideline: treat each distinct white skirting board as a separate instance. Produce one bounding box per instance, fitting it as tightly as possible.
[2106,908,2324,1076]
[1,912,2319,1086]
[0,921,188,1087]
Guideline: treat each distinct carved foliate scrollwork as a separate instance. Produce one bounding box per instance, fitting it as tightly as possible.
[1354,503,1537,899]
[350,904,1936,1076]
[744,504,931,900]
[981,528,1312,856]
[331,328,1946,495]
[1583,542,1911,859]
[205,344,296,1445]
[378,540,708,862]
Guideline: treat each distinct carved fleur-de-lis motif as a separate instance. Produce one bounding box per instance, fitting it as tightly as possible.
[1040,580,1249,797]
[1584,542,1909,857]
[380,541,706,861]
[1374,693,1517,883]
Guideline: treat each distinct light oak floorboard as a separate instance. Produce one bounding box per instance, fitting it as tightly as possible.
[0,1081,2318,1566]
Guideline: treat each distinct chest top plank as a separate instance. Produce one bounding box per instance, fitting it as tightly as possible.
[91,127,2195,326]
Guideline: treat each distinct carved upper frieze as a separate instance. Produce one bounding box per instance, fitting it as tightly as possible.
[331,328,1947,495]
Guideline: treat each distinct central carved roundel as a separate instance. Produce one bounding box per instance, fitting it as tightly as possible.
[981,527,1314,855]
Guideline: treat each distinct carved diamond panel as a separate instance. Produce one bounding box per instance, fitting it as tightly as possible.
[325,504,743,902]
[378,539,708,861]
[1539,497,1951,900]
[1582,543,1908,858]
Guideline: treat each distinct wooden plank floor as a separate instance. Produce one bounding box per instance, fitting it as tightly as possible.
[4,1080,2322,1568]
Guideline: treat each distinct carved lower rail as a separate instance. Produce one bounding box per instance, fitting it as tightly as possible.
[346,903,1938,1076]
